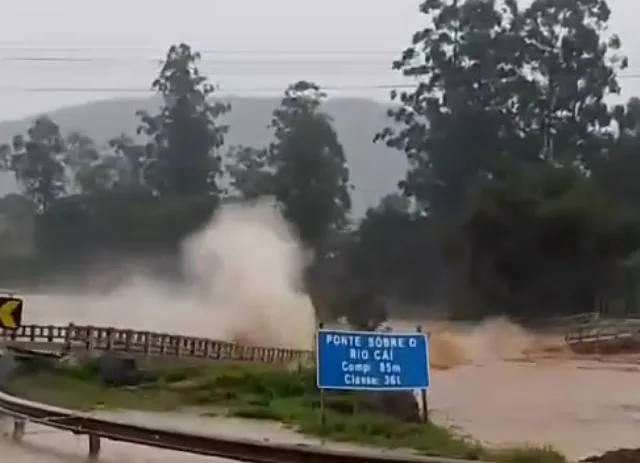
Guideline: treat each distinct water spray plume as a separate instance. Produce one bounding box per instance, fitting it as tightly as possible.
[24,201,570,366]
[26,200,316,351]
[389,317,569,369]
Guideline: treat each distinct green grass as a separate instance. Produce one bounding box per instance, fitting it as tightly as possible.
[6,360,566,463]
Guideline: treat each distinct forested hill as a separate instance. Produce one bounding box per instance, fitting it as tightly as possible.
[3,0,640,323]
[0,96,406,216]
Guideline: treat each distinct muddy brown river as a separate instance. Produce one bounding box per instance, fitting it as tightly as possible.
[3,294,640,461]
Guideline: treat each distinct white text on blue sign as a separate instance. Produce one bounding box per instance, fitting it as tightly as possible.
[316,330,430,390]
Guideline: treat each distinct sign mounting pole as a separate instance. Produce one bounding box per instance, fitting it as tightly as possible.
[315,324,430,423]
[416,325,428,422]
[317,322,326,432]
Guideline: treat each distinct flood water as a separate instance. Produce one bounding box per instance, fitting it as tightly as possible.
[4,358,640,463]
[3,294,640,461]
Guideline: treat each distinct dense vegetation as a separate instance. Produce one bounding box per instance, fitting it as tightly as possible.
[1,0,640,323]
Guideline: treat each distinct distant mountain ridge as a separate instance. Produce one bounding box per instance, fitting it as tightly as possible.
[0,96,408,216]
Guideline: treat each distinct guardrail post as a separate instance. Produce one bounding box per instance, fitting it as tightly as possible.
[106,328,115,350]
[12,418,26,442]
[87,326,95,351]
[160,335,167,356]
[203,339,211,359]
[125,329,133,352]
[88,433,101,459]
[63,323,73,353]
[143,332,151,366]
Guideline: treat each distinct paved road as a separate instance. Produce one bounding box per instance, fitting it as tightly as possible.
[0,410,385,463]
[0,419,234,463]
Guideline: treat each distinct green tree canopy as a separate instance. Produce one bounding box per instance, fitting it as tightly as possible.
[267,81,352,253]
[137,43,231,198]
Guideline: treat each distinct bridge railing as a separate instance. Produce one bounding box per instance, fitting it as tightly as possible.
[9,314,631,362]
[0,324,314,364]
[564,318,640,345]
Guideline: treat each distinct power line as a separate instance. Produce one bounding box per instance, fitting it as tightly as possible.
[2,54,640,76]
[0,54,404,77]
[3,56,640,80]
[0,54,402,69]
[0,67,405,78]
[0,56,397,66]
[0,83,406,94]
[0,55,404,76]
[1,75,640,95]
[0,45,401,56]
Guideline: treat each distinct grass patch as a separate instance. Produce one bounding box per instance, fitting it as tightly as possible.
[6,360,566,463]
[6,370,184,411]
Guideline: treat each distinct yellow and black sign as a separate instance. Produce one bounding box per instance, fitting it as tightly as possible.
[0,296,23,329]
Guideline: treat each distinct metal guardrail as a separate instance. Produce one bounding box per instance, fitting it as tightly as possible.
[0,323,313,364]
[0,390,485,463]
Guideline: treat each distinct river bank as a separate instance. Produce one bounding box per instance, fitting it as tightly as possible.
[4,360,564,463]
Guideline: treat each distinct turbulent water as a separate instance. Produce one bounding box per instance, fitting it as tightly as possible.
[3,202,640,461]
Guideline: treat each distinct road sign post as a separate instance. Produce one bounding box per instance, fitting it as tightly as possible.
[416,325,428,422]
[316,327,430,421]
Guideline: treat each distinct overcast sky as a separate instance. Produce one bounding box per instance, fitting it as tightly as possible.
[0,0,638,121]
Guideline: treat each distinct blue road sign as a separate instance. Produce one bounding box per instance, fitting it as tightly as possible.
[316,329,430,391]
